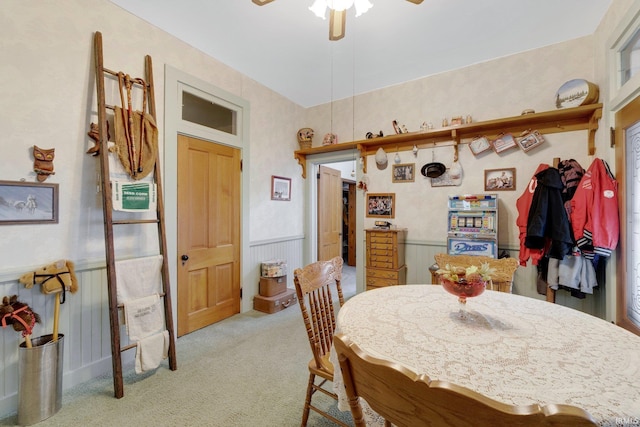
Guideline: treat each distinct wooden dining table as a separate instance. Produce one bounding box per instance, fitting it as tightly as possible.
[330,285,640,427]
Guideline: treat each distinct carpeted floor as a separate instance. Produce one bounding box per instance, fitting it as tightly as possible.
[0,266,357,427]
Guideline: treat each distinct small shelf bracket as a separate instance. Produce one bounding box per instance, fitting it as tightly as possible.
[294,152,307,179]
[357,143,367,173]
[588,108,602,156]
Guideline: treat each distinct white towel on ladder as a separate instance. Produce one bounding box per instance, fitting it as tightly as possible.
[124,294,164,342]
[135,330,169,374]
[115,255,163,303]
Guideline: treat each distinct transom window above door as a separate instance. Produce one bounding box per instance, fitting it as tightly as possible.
[182,91,237,135]
[621,27,640,85]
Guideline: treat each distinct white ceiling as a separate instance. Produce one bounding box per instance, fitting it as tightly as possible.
[108,0,612,108]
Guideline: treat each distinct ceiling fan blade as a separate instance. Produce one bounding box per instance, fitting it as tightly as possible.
[329,9,346,41]
[252,0,275,5]
[406,0,424,4]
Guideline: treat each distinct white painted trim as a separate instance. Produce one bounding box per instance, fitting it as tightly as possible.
[606,1,640,322]
[303,149,366,294]
[0,257,147,283]
[610,73,640,111]
[250,235,305,247]
[164,65,252,317]
[607,1,640,111]
[606,1,640,50]
[178,84,246,145]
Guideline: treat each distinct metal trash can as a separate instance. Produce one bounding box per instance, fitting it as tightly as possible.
[18,334,64,426]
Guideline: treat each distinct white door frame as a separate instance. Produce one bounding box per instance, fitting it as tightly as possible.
[607,1,640,321]
[304,150,365,293]
[164,65,252,319]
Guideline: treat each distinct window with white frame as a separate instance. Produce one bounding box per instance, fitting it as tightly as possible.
[620,28,640,85]
[609,2,640,108]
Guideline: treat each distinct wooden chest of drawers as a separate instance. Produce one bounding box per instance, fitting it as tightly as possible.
[365,229,407,290]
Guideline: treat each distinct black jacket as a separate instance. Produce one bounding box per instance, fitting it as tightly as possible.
[524,168,574,259]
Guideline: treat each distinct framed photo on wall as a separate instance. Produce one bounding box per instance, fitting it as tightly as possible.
[491,133,517,153]
[271,175,291,201]
[366,193,395,218]
[0,180,59,225]
[469,136,492,156]
[392,163,415,183]
[516,130,546,152]
[484,168,516,191]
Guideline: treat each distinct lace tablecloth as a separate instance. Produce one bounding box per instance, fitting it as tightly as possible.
[331,285,640,426]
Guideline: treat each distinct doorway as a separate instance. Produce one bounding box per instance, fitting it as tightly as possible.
[307,155,362,292]
[343,179,356,266]
[318,165,342,261]
[164,66,251,330]
[317,166,356,264]
[177,134,241,336]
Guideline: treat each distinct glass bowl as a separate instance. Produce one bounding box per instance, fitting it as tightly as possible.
[440,277,487,319]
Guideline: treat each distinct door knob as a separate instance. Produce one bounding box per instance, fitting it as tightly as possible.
[181,254,189,266]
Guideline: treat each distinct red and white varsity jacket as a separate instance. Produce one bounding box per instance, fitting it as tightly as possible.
[569,158,619,257]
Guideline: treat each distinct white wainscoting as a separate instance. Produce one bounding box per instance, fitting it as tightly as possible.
[247,235,305,298]
[0,236,306,418]
[0,237,604,418]
[0,262,116,418]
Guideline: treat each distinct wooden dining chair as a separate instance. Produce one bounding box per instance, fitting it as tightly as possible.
[434,253,519,293]
[293,256,350,427]
[334,333,598,427]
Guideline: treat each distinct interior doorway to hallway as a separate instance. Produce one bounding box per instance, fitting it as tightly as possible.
[304,151,363,294]
[316,160,357,266]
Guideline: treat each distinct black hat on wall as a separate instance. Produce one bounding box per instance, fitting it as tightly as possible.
[421,162,446,178]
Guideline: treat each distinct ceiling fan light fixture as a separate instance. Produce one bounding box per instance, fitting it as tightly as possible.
[329,9,347,40]
[354,0,373,17]
[308,0,376,40]
[326,0,355,12]
[309,0,328,19]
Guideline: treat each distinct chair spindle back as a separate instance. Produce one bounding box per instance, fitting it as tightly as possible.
[294,256,345,371]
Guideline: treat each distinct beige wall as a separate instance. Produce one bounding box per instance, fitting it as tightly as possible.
[0,0,306,273]
[300,0,635,320]
[0,0,308,416]
[0,0,637,418]
[306,36,599,246]
[0,0,633,287]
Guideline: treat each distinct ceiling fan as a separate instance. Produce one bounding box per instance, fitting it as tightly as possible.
[252,0,423,41]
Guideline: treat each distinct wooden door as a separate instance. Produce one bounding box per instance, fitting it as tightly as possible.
[615,95,640,336]
[318,165,342,261]
[177,135,241,336]
[346,181,356,266]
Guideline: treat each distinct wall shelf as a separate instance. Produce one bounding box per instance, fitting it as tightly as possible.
[294,103,602,178]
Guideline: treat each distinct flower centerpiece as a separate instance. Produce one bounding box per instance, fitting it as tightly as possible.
[436,262,495,306]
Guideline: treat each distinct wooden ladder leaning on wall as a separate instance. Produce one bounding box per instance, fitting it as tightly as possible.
[92,31,177,398]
